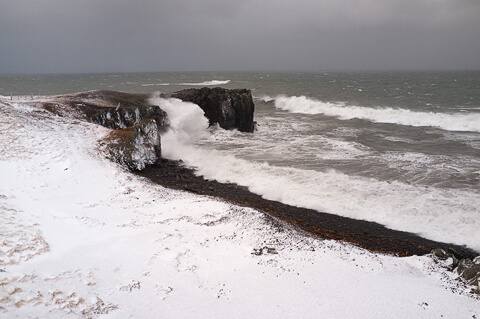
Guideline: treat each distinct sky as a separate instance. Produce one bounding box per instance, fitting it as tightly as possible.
[0,0,479,74]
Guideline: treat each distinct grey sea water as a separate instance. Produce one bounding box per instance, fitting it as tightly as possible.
[2,71,480,249]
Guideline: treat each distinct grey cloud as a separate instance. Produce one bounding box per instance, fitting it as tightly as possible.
[0,0,479,73]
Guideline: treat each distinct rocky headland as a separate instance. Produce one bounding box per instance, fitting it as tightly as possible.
[41,89,255,170]
[37,88,480,294]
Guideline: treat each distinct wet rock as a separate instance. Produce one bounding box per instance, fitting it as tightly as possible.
[431,248,459,270]
[42,90,168,171]
[167,87,255,132]
[107,119,162,171]
[455,258,480,288]
[90,103,167,131]
[71,92,168,170]
[59,90,169,131]
[432,249,480,293]
[40,89,256,171]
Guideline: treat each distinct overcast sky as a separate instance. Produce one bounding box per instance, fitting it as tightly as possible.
[1,0,479,73]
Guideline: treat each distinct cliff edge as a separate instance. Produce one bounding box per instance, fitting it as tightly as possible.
[40,88,255,170]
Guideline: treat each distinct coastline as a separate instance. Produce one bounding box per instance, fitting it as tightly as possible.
[3,90,476,259]
[136,159,478,259]
[2,97,479,318]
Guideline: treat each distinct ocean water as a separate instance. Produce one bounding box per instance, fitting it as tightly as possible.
[2,71,480,251]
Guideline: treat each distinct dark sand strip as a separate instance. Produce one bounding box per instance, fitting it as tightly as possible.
[136,159,477,258]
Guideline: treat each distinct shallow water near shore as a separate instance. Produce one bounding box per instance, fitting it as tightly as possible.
[2,71,480,251]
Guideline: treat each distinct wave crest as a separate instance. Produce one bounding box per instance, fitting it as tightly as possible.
[141,83,170,87]
[144,95,480,250]
[270,95,480,133]
[179,80,230,86]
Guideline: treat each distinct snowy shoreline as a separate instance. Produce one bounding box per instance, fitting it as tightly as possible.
[1,98,479,318]
[136,159,478,258]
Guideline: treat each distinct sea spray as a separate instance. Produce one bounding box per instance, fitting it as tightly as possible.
[152,96,209,143]
[3,71,479,251]
[151,96,480,251]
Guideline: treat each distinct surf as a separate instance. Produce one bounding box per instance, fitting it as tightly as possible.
[265,95,480,133]
[179,80,230,86]
[151,95,480,251]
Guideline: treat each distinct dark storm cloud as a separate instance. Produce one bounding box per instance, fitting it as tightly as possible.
[0,0,479,73]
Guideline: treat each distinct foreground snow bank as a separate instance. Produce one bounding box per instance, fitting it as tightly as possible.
[0,98,478,318]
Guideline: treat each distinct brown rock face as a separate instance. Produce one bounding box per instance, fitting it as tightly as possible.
[59,90,168,131]
[106,119,162,171]
[41,90,168,170]
[167,87,255,133]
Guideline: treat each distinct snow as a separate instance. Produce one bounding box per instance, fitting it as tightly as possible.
[0,98,479,318]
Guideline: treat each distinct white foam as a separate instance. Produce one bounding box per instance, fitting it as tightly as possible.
[271,95,480,133]
[152,96,209,143]
[171,146,480,251]
[153,96,480,251]
[141,83,170,87]
[256,95,275,102]
[179,80,230,86]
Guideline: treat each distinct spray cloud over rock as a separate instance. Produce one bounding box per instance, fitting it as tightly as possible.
[36,88,256,171]
[151,96,209,144]
[166,87,256,133]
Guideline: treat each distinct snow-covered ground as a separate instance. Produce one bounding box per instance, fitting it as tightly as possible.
[0,98,478,318]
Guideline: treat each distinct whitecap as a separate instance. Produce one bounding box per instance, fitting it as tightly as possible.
[141,83,170,87]
[178,80,230,86]
[148,95,480,251]
[272,95,480,133]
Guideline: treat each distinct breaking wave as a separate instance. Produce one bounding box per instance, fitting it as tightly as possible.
[141,83,170,87]
[179,80,230,86]
[151,96,209,143]
[150,96,480,251]
[265,95,480,133]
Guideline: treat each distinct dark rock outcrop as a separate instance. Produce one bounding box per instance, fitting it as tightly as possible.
[456,258,480,287]
[106,119,162,171]
[431,248,459,270]
[432,249,480,294]
[59,90,168,131]
[41,90,168,170]
[166,87,255,133]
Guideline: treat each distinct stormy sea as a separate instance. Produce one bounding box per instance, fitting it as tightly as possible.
[2,71,479,251]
